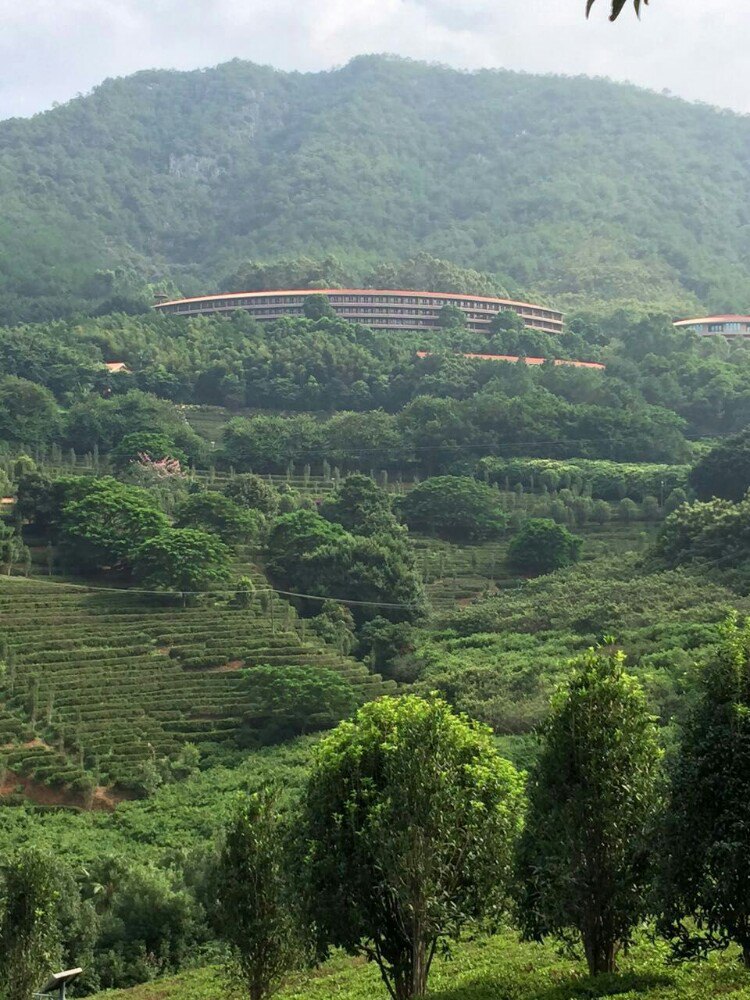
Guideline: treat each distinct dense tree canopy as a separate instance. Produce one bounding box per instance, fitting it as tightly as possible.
[0,376,60,449]
[689,428,750,502]
[657,617,750,966]
[214,789,300,999]
[507,518,583,574]
[0,849,66,1000]
[516,650,662,975]
[133,527,232,599]
[265,510,426,624]
[319,474,398,536]
[397,475,508,542]
[174,491,263,543]
[298,695,523,999]
[59,477,169,573]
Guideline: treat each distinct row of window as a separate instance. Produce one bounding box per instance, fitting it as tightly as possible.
[166,294,561,321]
[705,322,750,333]
[166,301,561,333]
[167,301,562,325]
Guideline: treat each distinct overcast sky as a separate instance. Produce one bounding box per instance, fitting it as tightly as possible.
[0,0,746,121]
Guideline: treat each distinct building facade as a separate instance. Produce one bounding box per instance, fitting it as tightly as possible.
[154,288,564,335]
[674,315,750,338]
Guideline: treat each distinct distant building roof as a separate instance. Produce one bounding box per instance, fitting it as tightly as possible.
[415,351,604,370]
[156,288,561,313]
[103,361,131,374]
[674,315,750,327]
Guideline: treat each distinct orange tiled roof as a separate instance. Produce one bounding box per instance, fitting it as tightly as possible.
[415,351,604,370]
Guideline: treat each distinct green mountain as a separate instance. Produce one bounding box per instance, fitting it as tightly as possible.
[2,54,750,322]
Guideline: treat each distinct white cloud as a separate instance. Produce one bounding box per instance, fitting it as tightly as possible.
[0,0,747,119]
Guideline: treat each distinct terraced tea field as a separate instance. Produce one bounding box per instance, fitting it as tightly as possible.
[0,579,393,801]
[416,521,659,611]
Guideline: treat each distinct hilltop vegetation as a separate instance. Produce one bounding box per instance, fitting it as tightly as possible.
[2,56,750,320]
[1,278,750,994]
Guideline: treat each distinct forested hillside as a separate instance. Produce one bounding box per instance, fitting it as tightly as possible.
[4,302,750,993]
[2,55,750,322]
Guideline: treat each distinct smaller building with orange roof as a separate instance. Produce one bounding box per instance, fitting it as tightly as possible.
[415,351,604,370]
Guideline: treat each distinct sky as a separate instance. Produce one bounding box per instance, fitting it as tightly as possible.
[0,0,747,120]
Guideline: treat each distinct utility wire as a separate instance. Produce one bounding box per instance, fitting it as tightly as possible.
[0,574,423,610]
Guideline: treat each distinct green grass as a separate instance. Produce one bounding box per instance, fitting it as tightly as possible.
[181,404,232,444]
[91,931,750,1000]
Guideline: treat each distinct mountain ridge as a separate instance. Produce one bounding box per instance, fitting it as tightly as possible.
[1,54,749,323]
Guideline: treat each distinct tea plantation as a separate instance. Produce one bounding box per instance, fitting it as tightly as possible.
[0,578,392,799]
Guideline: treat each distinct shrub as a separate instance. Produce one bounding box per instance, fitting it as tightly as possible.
[507,518,582,575]
[398,475,507,542]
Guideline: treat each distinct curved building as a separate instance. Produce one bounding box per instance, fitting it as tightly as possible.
[674,315,750,338]
[154,288,564,335]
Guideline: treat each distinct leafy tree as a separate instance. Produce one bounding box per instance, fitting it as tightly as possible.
[174,491,263,543]
[222,414,324,473]
[642,495,660,520]
[309,599,357,654]
[59,477,169,573]
[14,473,95,541]
[266,510,347,581]
[592,499,611,524]
[310,532,427,624]
[224,254,350,294]
[0,523,24,576]
[214,788,300,1000]
[367,252,506,297]
[63,390,205,461]
[657,616,750,966]
[222,474,280,515]
[489,308,526,336]
[0,849,64,1000]
[0,375,60,449]
[302,293,335,320]
[618,497,639,523]
[298,695,523,999]
[240,665,358,745]
[319,474,397,535]
[437,303,466,329]
[397,476,507,542]
[357,616,416,676]
[507,518,582,574]
[133,527,231,601]
[232,574,256,609]
[110,432,187,472]
[323,411,403,466]
[653,495,750,588]
[267,511,426,623]
[94,863,201,988]
[689,428,750,502]
[515,650,662,975]
[664,486,688,515]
